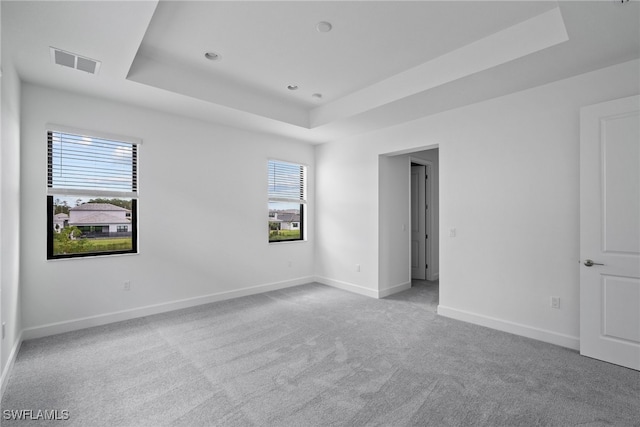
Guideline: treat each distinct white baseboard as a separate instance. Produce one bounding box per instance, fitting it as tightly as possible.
[314,276,379,299]
[314,277,411,299]
[1,330,23,399]
[379,281,411,298]
[22,277,314,341]
[437,305,580,350]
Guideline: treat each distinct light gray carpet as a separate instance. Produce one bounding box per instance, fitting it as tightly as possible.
[2,281,639,426]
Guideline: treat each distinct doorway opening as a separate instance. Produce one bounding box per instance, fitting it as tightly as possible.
[411,162,428,280]
[378,145,439,300]
[410,149,439,284]
[408,148,439,303]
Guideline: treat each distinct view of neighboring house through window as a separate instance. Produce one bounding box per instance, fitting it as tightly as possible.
[268,159,306,242]
[47,128,140,259]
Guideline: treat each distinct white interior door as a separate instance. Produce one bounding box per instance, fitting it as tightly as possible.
[411,165,426,280]
[580,95,640,370]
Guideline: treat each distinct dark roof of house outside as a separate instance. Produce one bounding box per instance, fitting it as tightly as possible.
[69,212,130,225]
[274,212,300,222]
[70,203,130,212]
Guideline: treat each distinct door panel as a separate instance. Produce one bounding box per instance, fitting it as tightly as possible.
[580,95,640,370]
[603,113,640,254]
[602,275,640,342]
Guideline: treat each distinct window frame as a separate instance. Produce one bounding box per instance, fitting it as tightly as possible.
[47,197,138,259]
[268,159,307,244]
[46,125,140,260]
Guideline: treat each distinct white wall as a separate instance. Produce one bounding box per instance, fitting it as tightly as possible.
[378,154,411,296]
[316,59,639,348]
[314,142,380,297]
[20,84,315,337]
[1,32,22,388]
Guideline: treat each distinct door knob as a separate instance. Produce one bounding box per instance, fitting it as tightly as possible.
[584,259,604,267]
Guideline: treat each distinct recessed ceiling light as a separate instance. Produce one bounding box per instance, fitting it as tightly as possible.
[287,85,299,91]
[316,21,333,33]
[204,52,221,61]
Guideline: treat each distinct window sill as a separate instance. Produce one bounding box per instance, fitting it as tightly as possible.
[268,240,308,245]
[47,252,139,262]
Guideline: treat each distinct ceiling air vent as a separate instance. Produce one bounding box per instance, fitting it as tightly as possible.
[50,47,101,75]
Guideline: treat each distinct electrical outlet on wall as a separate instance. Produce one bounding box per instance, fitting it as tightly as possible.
[551,296,560,309]
[124,281,131,291]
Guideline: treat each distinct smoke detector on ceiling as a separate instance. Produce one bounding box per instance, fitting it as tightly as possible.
[316,21,333,33]
[50,47,101,75]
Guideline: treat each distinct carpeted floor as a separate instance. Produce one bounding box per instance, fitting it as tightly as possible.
[2,281,639,426]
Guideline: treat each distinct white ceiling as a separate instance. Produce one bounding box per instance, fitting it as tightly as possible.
[3,1,639,144]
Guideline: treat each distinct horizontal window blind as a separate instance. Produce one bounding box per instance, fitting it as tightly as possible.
[268,160,306,203]
[47,130,138,197]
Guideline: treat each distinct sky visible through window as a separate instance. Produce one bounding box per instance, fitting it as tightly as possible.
[268,160,305,210]
[50,131,135,206]
[268,160,304,201]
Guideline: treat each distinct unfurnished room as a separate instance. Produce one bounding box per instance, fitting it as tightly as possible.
[0,1,639,426]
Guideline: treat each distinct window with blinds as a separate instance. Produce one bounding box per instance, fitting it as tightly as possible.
[268,159,306,242]
[46,128,140,259]
[47,131,137,196]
